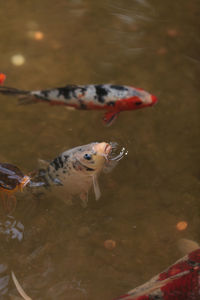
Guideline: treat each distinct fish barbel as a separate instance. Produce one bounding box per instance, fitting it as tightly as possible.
[0,84,157,125]
[31,142,122,207]
[114,247,200,300]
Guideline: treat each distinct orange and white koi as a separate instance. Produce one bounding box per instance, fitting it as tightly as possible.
[0,84,157,125]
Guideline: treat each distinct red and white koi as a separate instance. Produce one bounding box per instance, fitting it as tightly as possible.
[114,245,200,300]
[0,84,157,125]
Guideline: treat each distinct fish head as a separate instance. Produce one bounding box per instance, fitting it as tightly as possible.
[72,142,112,175]
[117,87,157,111]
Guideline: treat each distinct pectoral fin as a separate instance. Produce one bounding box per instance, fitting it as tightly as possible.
[92,175,101,201]
[103,111,119,126]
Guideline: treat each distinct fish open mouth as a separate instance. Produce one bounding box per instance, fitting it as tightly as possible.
[93,142,127,162]
[107,142,128,162]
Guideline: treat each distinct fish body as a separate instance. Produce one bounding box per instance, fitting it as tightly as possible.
[0,84,157,125]
[115,248,200,300]
[32,142,115,206]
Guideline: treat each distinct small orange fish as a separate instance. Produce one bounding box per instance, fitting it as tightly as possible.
[0,163,30,212]
[0,73,6,85]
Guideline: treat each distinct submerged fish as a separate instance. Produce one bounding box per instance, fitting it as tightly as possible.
[30,142,123,207]
[0,73,6,85]
[114,240,200,300]
[0,163,30,211]
[0,84,157,125]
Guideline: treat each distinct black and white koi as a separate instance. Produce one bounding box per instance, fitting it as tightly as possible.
[30,142,124,207]
[0,84,157,125]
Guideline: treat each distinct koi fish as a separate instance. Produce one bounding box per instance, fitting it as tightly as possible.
[30,142,124,207]
[0,73,6,85]
[0,163,30,212]
[0,84,157,125]
[114,240,200,300]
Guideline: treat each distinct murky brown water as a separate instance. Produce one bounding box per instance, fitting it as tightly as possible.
[0,0,199,299]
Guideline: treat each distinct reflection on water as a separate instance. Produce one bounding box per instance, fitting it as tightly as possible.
[0,216,24,242]
[0,0,199,299]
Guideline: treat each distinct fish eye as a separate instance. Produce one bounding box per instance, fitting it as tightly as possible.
[84,153,92,160]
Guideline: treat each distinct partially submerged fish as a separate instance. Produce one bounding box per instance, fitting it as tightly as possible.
[0,163,30,212]
[30,142,123,207]
[0,84,157,125]
[114,240,200,300]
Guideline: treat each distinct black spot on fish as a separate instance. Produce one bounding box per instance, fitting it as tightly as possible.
[80,87,87,94]
[107,101,115,106]
[41,90,51,98]
[135,101,142,105]
[58,156,64,168]
[110,85,128,91]
[95,85,108,103]
[188,260,200,267]
[50,156,63,171]
[57,85,78,100]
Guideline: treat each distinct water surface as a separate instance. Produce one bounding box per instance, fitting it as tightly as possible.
[0,0,199,299]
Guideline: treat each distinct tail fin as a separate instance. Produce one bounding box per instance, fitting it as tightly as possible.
[0,86,36,104]
[0,86,29,95]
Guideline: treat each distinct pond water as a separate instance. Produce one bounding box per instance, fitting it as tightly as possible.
[0,0,199,299]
